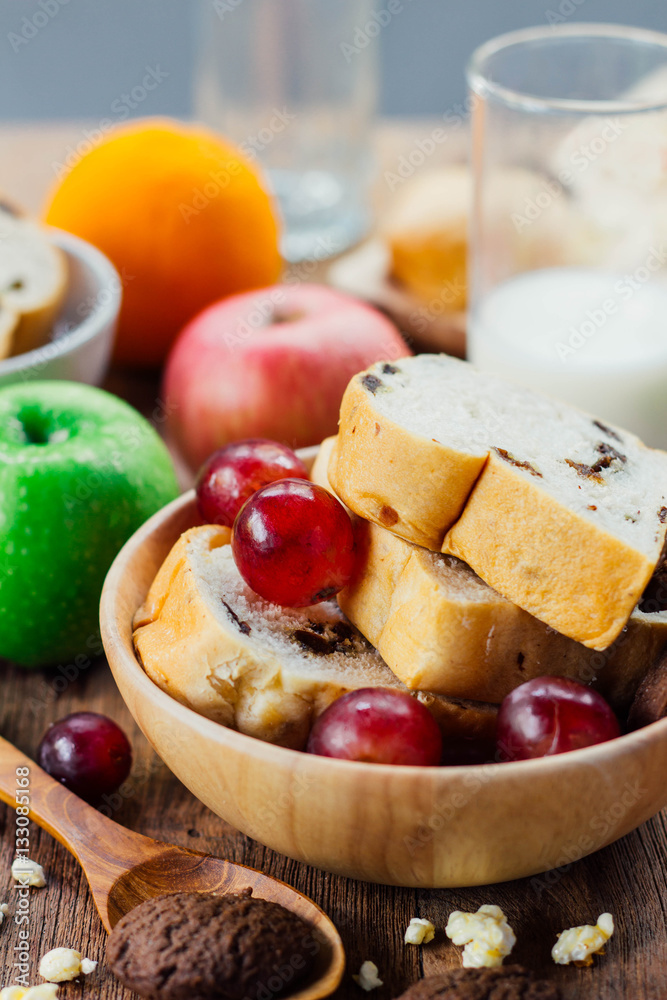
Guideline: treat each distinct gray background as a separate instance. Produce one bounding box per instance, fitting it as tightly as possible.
[0,0,666,121]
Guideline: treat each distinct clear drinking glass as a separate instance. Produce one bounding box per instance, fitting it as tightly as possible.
[466,24,667,447]
[195,0,378,263]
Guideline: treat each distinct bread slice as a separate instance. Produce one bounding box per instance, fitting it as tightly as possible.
[0,210,68,358]
[382,167,469,310]
[341,518,667,712]
[329,355,667,650]
[133,524,498,750]
[315,437,667,710]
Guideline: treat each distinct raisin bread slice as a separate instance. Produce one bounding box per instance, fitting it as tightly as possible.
[133,525,497,751]
[329,355,667,650]
[315,437,667,710]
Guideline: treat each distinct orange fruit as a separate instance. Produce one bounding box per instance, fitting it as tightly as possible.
[44,118,282,367]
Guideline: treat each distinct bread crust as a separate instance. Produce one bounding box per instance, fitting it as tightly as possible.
[133,524,498,750]
[332,360,667,649]
[339,515,666,709]
[0,216,68,358]
[329,376,485,550]
[443,450,653,650]
[381,167,469,309]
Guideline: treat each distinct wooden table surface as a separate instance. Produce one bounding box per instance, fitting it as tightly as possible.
[1,123,667,1000]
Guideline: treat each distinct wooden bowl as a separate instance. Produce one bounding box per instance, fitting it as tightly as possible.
[100,452,667,888]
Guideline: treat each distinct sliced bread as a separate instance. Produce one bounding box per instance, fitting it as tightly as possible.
[329,355,667,649]
[314,437,667,710]
[0,210,68,358]
[382,167,470,310]
[133,524,498,750]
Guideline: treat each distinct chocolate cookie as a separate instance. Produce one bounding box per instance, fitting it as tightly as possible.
[107,889,318,1000]
[393,965,561,1000]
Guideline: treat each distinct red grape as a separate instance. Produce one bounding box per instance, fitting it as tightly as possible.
[496,676,621,761]
[196,439,307,527]
[306,688,443,765]
[37,712,132,803]
[232,478,355,606]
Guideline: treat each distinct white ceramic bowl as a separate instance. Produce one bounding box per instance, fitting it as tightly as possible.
[0,228,120,389]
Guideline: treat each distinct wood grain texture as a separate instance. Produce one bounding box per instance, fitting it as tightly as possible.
[2,657,667,999]
[0,736,345,1000]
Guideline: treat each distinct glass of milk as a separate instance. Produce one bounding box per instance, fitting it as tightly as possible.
[466,24,667,447]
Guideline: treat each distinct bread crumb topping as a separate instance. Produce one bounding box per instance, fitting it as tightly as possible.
[405,918,436,945]
[38,948,96,983]
[446,905,516,968]
[11,858,46,888]
[0,987,58,1000]
[551,912,614,966]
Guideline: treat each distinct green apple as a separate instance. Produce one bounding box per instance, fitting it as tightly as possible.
[0,381,179,668]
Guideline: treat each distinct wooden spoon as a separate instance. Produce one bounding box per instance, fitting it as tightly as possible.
[0,735,345,1000]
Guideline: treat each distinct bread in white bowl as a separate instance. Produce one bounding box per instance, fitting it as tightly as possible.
[314,437,667,711]
[329,355,667,650]
[0,209,67,359]
[133,524,497,751]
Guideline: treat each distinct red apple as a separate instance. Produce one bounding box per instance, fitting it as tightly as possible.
[163,283,411,469]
